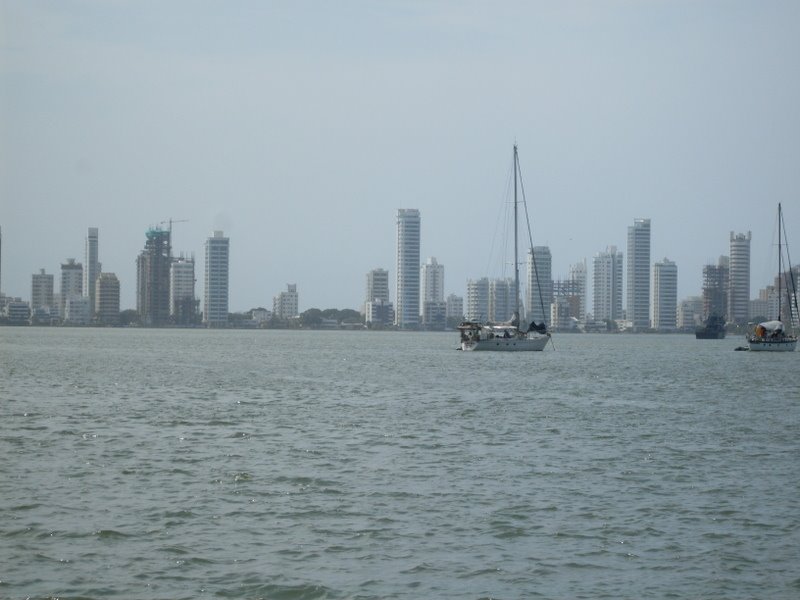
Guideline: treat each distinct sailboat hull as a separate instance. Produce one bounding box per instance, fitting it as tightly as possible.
[462,335,550,352]
[747,337,797,352]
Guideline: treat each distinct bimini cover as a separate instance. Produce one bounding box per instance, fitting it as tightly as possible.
[758,320,785,333]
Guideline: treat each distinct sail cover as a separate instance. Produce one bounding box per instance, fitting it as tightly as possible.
[756,320,784,335]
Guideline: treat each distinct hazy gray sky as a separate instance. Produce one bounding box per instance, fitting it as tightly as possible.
[2,1,799,312]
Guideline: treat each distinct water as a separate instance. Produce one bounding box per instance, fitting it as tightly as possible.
[1,328,799,599]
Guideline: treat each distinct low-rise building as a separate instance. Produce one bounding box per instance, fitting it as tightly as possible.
[273,284,299,319]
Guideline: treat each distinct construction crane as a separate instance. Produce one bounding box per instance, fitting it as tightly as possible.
[159,218,189,258]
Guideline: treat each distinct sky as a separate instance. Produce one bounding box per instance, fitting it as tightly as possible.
[2,1,799,312]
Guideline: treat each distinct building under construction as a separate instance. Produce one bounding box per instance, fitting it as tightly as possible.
[702,257,729,321]
[136,228,171,326]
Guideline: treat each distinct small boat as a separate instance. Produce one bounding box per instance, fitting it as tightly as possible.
[458,144,551,352]
[695,314,726,339]
[747,203,798,352]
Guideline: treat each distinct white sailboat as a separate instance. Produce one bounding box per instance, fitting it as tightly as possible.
[458,145,551,352]
[748,203,798,352]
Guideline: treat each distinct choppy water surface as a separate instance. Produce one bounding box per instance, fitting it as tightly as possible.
[1,328,799,599]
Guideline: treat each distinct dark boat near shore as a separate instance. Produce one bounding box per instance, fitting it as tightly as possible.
[695,315,726,339]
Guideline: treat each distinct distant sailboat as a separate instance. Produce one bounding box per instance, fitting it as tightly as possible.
[747,203,798,352]
[458,145,551,352]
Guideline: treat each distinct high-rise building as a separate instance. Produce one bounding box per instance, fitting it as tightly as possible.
[446,293,464,322]
[466,277,490,321]
[490,278,514,322]
[776,265,800,323]
[702,256,729,321]
[568,259,588,321]
[677,296,703,330]
[64,296,91,325]
[171,255,196,325]
[527,246,552,325]
[60,258,83,319]
[84,227,100,316]
[273,284,299,319]
[421,257,444,303]
[365,268,393,326]
[728,231,751,325]
[204,231,230,327]
[421,300,447,329]
[395,209,420,328]
[420,256,445,329]
[31,269,54,310]
[95,272,120,325]
[627,218,651,330]
[553,277,582,324]
[652,258,678,331]
[550,296,574,331]
[365,299,394,326]
[136,228,171,326]
[365,268,390,307]
[593,246,623,322]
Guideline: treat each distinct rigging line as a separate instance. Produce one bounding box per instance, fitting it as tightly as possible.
[484,159,515,280]
[780,206,800,325]
[516,150,548,327]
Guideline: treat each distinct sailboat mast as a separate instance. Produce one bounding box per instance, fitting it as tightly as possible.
[778,203,783,321]
[513,144,520,320]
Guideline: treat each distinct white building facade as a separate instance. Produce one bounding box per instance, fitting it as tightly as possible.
[366,268,390,304]
[728,231,751,324]
[395,209,421,328]
[527,246,552,325]
[60,259,83,319]
[490,278,514,322]
[466,278,489,322]
[593,246,623,322]
[95,272,120,325]
[365,268,391,324]
[627,218,651,330]
[421,257,444,303]
[446,293,464,322]
[31,269,54,311]
[204,231,229,327]
[677,296,703,331]
[274,284,299,319]
[65,295,91,325]
[171,255,196,324]
[652,258,678,331]
[568,259,588,321]
[84,227,100,316]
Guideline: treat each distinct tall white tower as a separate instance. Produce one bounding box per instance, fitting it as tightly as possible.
[366,268,390,304]
[395,209,421,328]
[84,227,100,317]
[171,254,196,324]
[569,259,588,321]
[593,246,623,321]
[31,269,54,310]
[653,258,678,330]
[728,231,751,325]
[421,257,444,303]
[466,277,490,321]
[60,258,83,319]
[627,218,651,330]
[527,246,552,324]
[204,231,229,327]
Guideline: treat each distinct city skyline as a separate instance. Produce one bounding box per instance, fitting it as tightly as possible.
[2,2,799,312]
[1,211,797,322]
